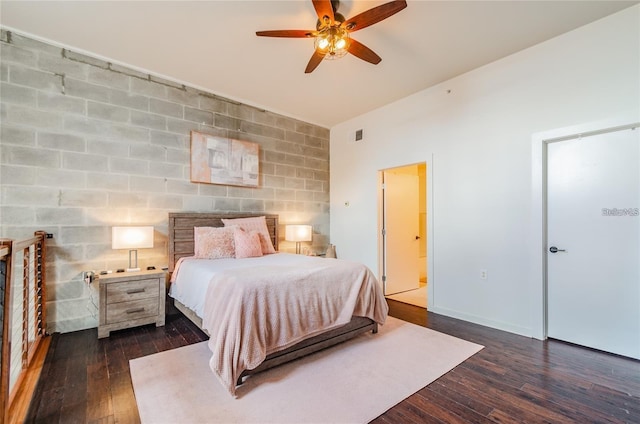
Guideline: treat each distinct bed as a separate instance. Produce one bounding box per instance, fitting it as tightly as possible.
[167,212,388,396]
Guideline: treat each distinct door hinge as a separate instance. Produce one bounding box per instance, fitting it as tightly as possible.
[382,275,386,283]
[381,228,386,236]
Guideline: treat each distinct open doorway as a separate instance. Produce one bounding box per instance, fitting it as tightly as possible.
[379,163,427,308]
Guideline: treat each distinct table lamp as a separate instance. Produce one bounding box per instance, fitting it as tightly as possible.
[112,226,154,272]
[285,225,312,254]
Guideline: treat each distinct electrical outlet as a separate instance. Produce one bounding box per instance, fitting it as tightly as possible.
[480,269,488,280]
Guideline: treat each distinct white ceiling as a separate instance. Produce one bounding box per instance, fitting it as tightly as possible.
[1,1,637,128]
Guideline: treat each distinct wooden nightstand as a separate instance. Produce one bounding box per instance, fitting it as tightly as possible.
[98,269,166,338]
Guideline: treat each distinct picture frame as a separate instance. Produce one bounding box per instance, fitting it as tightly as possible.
[190,131,259,187]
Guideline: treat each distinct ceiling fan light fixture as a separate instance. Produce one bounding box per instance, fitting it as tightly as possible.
[317,37,330,50]
[314,26,350,60]
[256,0,407,73]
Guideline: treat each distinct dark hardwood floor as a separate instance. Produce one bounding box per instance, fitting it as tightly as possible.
[25,299,639,423]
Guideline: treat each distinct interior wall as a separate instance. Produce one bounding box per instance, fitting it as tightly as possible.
[330,6,640,337]
[0,30,330,333]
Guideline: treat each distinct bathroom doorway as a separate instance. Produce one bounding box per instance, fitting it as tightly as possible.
[379,163,427,308]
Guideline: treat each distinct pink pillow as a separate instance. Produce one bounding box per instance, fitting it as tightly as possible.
[193,226,235,259]
[221,216,276,254]
[233,228,263,259]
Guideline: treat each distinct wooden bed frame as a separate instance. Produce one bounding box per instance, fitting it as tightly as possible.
[167,212,378,384]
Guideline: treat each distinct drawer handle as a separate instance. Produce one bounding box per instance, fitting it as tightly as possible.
[127,288,145,294]
[126,307,145,314]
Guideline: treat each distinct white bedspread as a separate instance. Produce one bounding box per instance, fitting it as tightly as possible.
[169,253,388,396]
[168,254,283,318]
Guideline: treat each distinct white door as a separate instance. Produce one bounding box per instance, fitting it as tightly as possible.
[383,171,420,295]
[547,126,640,359]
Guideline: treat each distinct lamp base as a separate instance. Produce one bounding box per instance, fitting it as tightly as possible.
[127,249,140,272]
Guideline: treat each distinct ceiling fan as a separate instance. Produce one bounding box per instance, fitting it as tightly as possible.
[256,0,407,73]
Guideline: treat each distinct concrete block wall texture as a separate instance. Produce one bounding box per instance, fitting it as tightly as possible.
[0,30,330,333]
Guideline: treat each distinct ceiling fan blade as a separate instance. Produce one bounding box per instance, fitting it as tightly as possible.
[256,30,315,38]
[305,50,326,73]
[343,0,407,32]
[312,0,334,25]
[348,39,382,65]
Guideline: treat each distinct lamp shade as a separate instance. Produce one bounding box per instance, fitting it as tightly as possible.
[112,226,154,249]
[285,225,312,242]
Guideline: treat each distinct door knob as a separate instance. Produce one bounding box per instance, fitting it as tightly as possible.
[549,246,566,253]
[415,236,421,240]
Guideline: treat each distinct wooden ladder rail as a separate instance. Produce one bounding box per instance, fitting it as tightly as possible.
[0,231,48,424]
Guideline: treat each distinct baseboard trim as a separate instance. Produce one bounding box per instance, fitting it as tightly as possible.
[429,306,534,339]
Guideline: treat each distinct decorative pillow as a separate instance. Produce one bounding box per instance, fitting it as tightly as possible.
[221,216,276,254]
[233,228,263,259]
[193,226,235,259]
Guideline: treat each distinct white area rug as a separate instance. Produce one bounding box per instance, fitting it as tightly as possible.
[386,286,428,308]
[130,317,482,424]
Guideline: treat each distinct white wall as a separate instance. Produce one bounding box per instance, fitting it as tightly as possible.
[330,6,640,337]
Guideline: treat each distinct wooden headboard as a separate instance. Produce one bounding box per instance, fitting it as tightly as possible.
[168,213,279,272]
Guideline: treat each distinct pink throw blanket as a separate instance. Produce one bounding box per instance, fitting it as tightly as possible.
[202,259,388,396]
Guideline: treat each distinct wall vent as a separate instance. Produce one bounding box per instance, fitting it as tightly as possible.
[355,129,364,141]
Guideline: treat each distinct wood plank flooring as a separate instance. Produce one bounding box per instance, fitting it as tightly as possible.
[24,299,640,423]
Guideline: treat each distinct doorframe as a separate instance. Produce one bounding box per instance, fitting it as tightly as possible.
[377,157,435,309]
[530,114,639,340]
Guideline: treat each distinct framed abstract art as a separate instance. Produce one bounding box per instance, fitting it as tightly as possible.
[190,131,259,187]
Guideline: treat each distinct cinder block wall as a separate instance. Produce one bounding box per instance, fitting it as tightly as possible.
[0,30,330,333]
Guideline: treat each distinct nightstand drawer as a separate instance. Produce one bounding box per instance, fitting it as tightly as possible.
[106,279,159,304]
[105,297,159,324]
